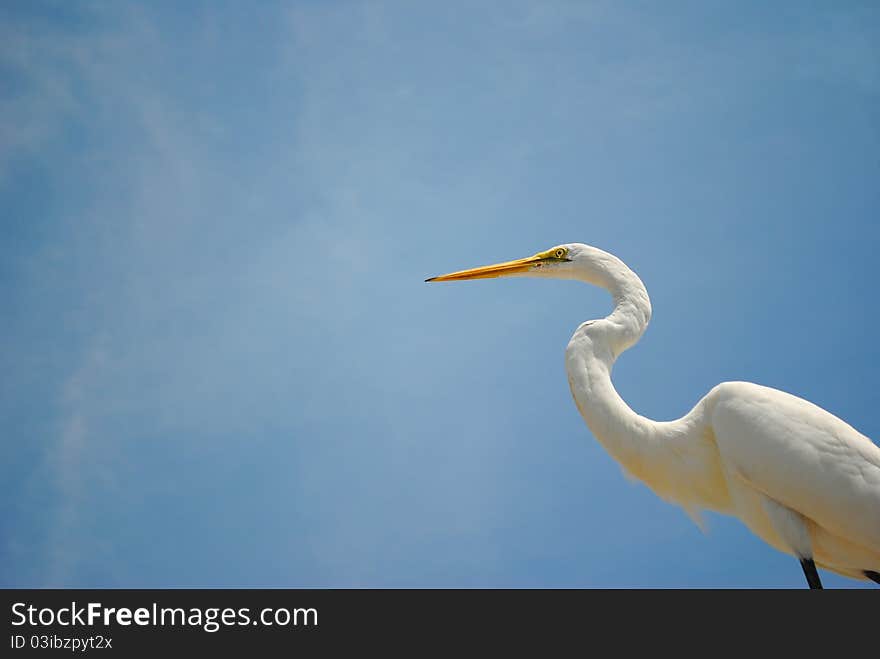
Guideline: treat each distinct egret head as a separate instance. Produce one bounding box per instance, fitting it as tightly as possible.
[426,244,587,282]
[426,241,651,355]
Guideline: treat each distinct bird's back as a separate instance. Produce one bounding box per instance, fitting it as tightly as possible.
[707,381,880,570]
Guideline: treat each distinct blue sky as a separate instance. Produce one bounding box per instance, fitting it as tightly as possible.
[1,1,878,588]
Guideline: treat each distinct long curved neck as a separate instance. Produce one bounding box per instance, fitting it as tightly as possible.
[561,248,729,514]
[564,248,698,493]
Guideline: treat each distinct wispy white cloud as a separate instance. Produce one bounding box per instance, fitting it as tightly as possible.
[44,342,107,585]
[0,25,76,179]
[1,4,250,584]
[9,1,404,585]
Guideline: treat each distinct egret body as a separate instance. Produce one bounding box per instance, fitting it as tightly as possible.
[427,243,880,588]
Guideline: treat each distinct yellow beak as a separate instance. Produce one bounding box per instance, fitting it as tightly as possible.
[425,254,546,282]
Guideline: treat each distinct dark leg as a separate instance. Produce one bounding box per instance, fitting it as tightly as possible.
[864,570,880,585]
[800,558,823,589]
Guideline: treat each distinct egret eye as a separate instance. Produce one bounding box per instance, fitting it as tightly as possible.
[555,248,566,259]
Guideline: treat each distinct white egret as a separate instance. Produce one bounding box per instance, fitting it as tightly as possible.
[427,243,880,588]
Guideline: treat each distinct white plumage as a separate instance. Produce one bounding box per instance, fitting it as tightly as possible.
[428,242,880,587]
